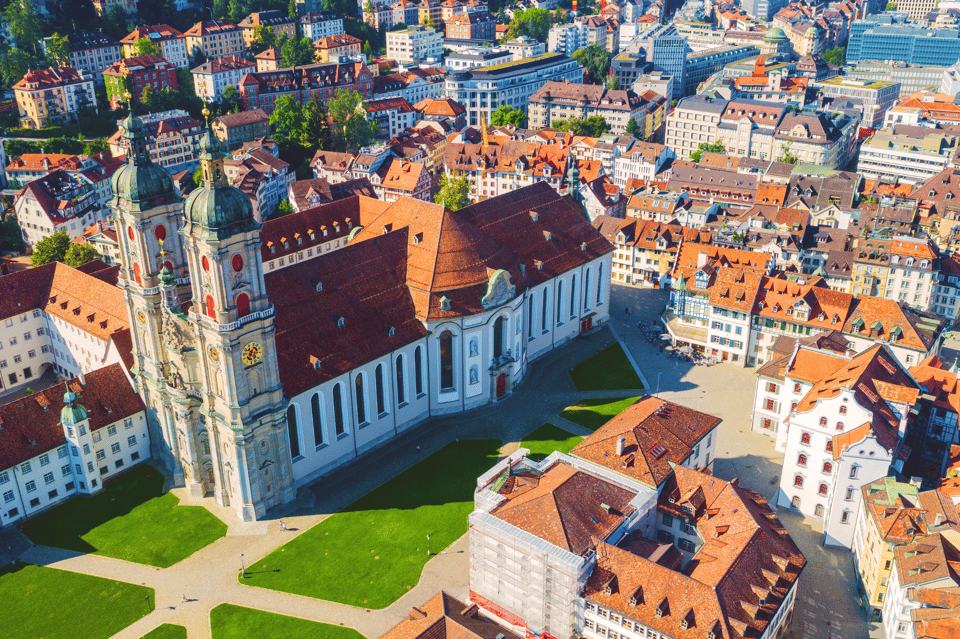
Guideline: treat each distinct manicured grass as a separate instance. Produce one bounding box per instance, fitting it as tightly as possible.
[19,466,227,568]
[140,624,187,639]
[211,604,364,639]
[569,343,644,391]
[241,439,502,608]
[560,397,640,431]
[521,423,584,461]
[0,563,154,639]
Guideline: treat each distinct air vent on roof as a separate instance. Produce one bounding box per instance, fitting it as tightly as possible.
[336,316,345,328]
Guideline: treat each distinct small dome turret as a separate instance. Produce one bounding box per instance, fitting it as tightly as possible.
[111,96,175,208]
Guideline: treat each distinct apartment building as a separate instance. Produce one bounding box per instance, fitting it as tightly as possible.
[14,67,96,129]
[103,55,179,109]
[850,236,940,311]
[107,110,203,173]
[445,12,496,42]
[664,96,729,161]
[238,11,297,47]
[184,20,245,61]
[5,153,122,208]
[364,97,416,140]
[882,532,960,639]
[547,22,589,56]
[225,147,295,222]
[190,56,256,101]
[313,34,362,63]
[52,31,122,85]
[120,25,189,69]
[528,82,648,134]
[239,62,374,115]
[300,12,345,41]
[15,170,104,247]
[212,109,271,150]
[386,25,442,65]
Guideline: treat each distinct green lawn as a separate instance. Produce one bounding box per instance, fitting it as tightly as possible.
[211,604,364,639]
[560,397,640,431]
[19,466,227,568]
[521,424,584,461]
[569,343,644,391]
[0,563,154,639]
[241,439,502,608]
[140,624,187,639]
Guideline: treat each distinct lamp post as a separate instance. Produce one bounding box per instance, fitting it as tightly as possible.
[426,535,430,556]
[656,371,661,397]
[240,553,245,578]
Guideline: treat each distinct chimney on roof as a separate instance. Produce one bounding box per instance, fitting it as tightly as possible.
[408,607,427,621]
[617,436,626,456]
[78,371,85,386]
[935,513,944,526]
[697,251,708,269]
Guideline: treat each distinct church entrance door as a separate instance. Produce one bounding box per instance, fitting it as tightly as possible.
[496,373,506,398]
[207,468,215,495]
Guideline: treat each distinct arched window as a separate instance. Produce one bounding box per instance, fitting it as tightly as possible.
[556,279,564,325]
[822,462,832,474]
[355,374,366,424]
[570,274,577,317]
[797,453,807,467]
[205,295,216,319]
[791,496,801,509]
[849,465,859,479]
[133,262,142,285]
[818,483,828,496]
[814,504,824,517]
[794,475,804,488]
[541,287,550,332]
[236,293,250,318]
[439,330,454,390]
[825,441,834,453]
[583,268,591,309]
[527,292,535,338]
[414,346,423,396]
[375,364,386,415]
[819,416,828,426]
[232,254,243,271]
[202,255,210,271]
[311,393,323,447]
[836,422,844,431]
[164,260,173,272]
[154,224,166,241]
[801,432,811,445]
[333,383,345,436]
[597,263,603,304]
[494,316,505,359]
[791,402,798,412]
[396,355,406,405]
[286,404,301,459]
[127,226,134,241]
[839,405,847,415]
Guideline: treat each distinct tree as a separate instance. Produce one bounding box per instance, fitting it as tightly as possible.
[212,0,229,18]
[31,231,71,266]
[45,33,70,69]
[689,141,726,163]
[281,36,315,67]
[886,2,897,8]
[43,137,85,154]
[4,0,42,54]
[303,95,332,152]
[435,172,471,211]
[822,46,846,66]
[504,8,552,42]
[135,37,161,57]
[191,47,207,65]
[4,139,41,158]
[363,41,373,57]
[0,49,36,89]
[777,142,799,165]
[328,88,378,151]
[84,139,110,156]
[139,84,159,111]
[160,86,180,111]
[64,243,100,268]
[276,199,295,217]
[391,23,408,31]
[288,0,298,19]
[0,214,23,254]
[551,115,610,137]
[270,94,306,149]
[624,116,642,139]
[251,24,276,53]
[490,104,527,127]
[572,43,611,85]
[228,0,246,23]
[102,4,129,41]
[606,76,620,90]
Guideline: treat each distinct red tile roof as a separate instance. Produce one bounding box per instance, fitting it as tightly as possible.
[379,591,524,639]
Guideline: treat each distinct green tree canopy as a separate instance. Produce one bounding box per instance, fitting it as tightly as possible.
[328,88,378,151]
[490,105,527,127]
[572,44,611,85]
[139,84,160,111]
[822,46,846,66]
[505,8,552,42]
[31,231,71,266]
[0,214,23,254]
[276,199,295,217]
[269,94,306,150]
[4,0,42,54]
[45,33,71,68]
[689,141,726,163]
[64,243,100,268]
[624,116,641,139]
[551,115,610,137]
[435,172,471,211]
[84,139,110,156]
[135,38,161,57]
[0,49,36,89]
[281,36,315,67]
[251,24,276,53]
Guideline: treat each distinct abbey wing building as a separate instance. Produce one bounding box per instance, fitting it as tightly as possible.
[110,113,614,521]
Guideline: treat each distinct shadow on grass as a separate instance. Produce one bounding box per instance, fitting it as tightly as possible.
[559,397,641,431]
[569,342,644,391]
[520,423,584,462]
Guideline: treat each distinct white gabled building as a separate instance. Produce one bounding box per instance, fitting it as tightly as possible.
[15,170,104,248]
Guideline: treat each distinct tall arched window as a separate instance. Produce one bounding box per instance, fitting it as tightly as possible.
[541,287,550,332]
[570,274,577,318]
[414,346,423,396]
[439,330,454,390]
[205,295,216,319]
[597,263,603,304]
[154,224,166,241]
[396,355,406,405]
[236,293,250,318]
[333,383,345,436]
[493,316,505,359]
[556,280,564,325]
[232,254,243,271]
[311,393,323,447]
[375,364,386,415]
[355,374,367,424]
[527,292,535,338]
[286,405,301,459]
[133,262,142,285]
[583,269,591,309]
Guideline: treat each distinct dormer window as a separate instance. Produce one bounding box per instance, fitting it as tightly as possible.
[337,316,345,328]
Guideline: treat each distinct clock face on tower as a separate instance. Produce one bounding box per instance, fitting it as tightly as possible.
[241,342,263,366]
[136,310,146,325]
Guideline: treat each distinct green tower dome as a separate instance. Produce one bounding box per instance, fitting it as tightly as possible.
[60,390,88,426]
[763,27,789,42]
[111,111,176,207]
[183,126,257,239]
[805,25,819,36]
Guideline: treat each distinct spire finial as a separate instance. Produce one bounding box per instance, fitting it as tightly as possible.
[202,106,211,128]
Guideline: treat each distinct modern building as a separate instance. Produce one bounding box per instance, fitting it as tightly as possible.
[184,20,245,61]
[444,53,583,128]
[847,14,960,67]
[13,67,96,129]
[858,125,960,185]
[684,44,760,97]
[300,12,345,41]
[212,109,271,150]
[664,96,729,160]
[190,56,256,101]
[442,47,513,71]
[50,31,122,85]
[103,55,179,109]
[386,25,443,65]
[239,62,374,115]
[547,22,590,56]
[848,61,946,98]
[501,35,545,60]
[120,24,189,69]
[238,10,297,48]
[633,24,689,99]
[742,0,787,20]
[527,82,649,134]
[816,77,900,129]
[611,51,655,89]
[15,170,104,247]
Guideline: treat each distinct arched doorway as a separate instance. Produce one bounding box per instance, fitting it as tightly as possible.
[496,373,506,398]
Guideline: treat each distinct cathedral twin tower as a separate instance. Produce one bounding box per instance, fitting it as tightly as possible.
[111,109,295,521]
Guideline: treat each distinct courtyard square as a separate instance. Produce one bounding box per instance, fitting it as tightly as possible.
[210,604,364,639]
[568,342,644,391]
[19,466,228,568]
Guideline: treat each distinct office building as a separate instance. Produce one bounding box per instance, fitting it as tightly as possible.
[848,14,960,67]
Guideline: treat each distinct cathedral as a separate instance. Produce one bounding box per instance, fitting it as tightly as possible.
[111,110,614,521]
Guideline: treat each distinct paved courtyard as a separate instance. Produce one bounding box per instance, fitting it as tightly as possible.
[9,284,865,639]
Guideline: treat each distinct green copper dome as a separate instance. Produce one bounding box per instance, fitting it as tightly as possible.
[60,391,87,426]
[805,26,819,36]
[183,128,257,239]
[111,112,175,207]
[763,27,789,42]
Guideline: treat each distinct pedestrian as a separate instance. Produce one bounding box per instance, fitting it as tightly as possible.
[280,520,286,531]
[416,445,421,454]
[181,593,186,603]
